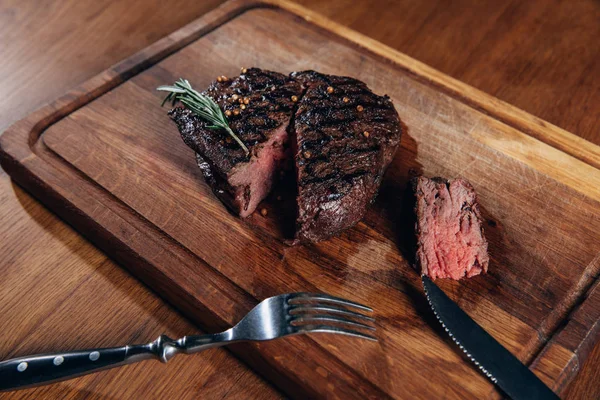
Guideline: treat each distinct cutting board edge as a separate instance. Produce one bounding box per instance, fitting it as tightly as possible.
[0,115,392,400]
[1,0,599,170]
[531,277,600,394]
[263,0,600,170]
[0,0,598,396]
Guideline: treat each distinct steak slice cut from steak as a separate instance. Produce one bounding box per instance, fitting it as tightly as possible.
[290,71,402,243]
[169,68,303,217]
[412,176,489,280]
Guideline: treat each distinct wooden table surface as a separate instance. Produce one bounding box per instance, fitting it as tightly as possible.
[0,0,598,398]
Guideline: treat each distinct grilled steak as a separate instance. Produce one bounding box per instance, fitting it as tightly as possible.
[167,68,403,242]
[412,176,489,280]
[290,71,402,243]
[169,68,303,217]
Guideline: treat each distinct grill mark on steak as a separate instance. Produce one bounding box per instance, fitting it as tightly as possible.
[168,68,403,242]
[202,68,301,154]
[170,68,303,217]
[291,70,402,243]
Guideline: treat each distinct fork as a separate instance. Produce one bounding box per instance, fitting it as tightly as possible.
[0,292,376,391]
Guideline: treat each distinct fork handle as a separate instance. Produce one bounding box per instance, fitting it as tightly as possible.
[0,345,151,391]
[0,332,232,392]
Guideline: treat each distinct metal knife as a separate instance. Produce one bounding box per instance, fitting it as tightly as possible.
[421,275,559,400]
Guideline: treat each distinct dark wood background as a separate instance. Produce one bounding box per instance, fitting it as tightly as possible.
[0,0,598,398]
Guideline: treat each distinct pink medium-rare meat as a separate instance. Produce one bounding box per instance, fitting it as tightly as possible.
[413,176,489,280]
[166,68,403,242]
[170,68,303,217]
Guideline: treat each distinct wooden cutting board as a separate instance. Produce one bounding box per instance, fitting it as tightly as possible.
[1,0,599,398]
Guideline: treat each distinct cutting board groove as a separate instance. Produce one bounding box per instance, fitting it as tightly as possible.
[2,1,600,398]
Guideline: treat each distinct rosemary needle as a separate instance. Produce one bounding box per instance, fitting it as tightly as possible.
[157,78,249,155]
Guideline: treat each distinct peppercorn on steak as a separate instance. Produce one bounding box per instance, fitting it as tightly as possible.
[290,71,402,243]
[168,69,302,217]
[161,68,402,243]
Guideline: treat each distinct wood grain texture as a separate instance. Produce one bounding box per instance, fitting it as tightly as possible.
[0,0,599,399]
[563,337,600,400]
[0,0,279,398]
[2,1,599,398]
[0,170,280,399]
[0,0,222,133]
[297,0,600,145]
[287,0,600,172]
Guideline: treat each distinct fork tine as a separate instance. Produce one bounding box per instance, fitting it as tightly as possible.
[289,305,375,322]
[288,293,372,312]
[295,324,377,341]
[291,314,376,331]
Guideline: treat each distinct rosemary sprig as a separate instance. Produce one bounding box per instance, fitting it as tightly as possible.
[157,78,249,155]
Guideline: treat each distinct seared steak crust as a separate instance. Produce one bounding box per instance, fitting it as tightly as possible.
[168,68,402,241]
[170,68,303,217]
[291,71,402,243]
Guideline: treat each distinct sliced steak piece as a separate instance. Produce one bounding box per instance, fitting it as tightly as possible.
[290,71,402,243]
[169,68,303,217]
[412,176,489,280]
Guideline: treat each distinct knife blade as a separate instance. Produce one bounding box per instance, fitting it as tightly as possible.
[421,275,559,400]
